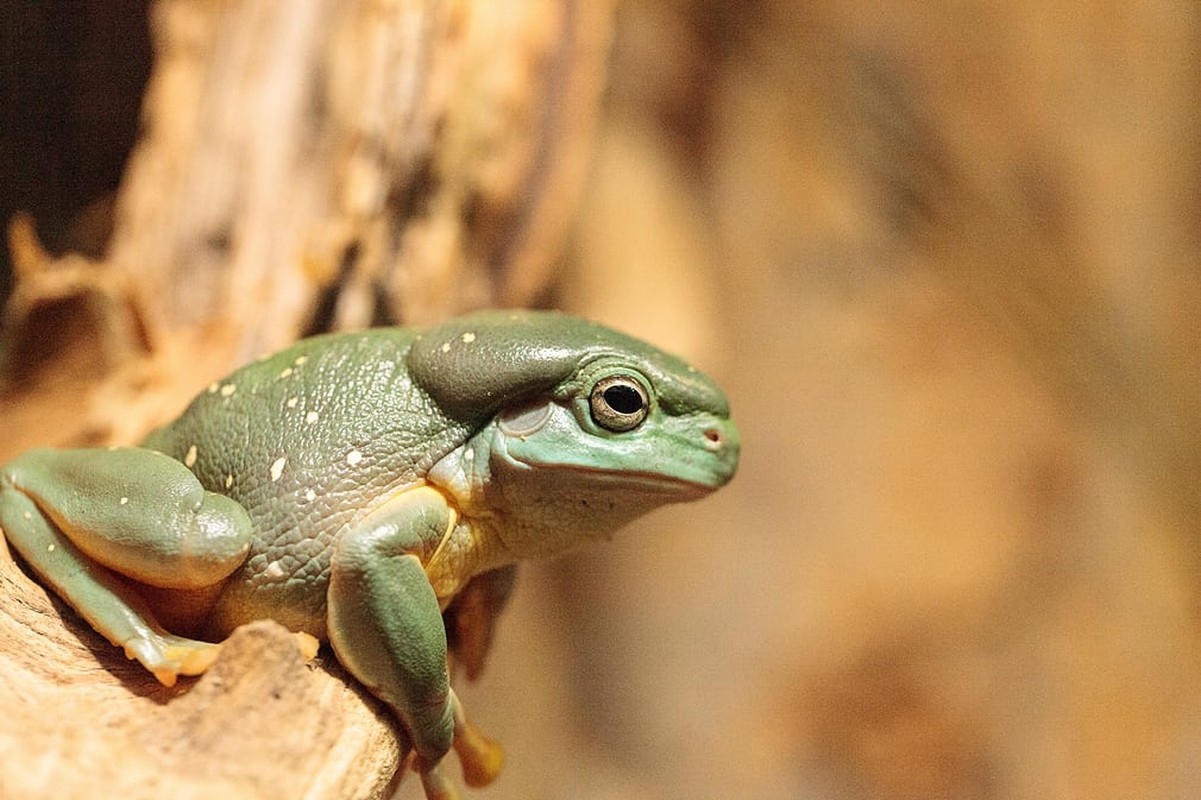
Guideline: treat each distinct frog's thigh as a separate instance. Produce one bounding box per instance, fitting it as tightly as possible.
[327,486,456,766]
[0,475,216,684]
[0,448,253,685]
[3,447,252,588]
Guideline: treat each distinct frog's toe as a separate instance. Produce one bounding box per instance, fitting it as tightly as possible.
[450,690,504,787]
[122,633,222,686]
[165,639,222,676]
[293,630,320,661]
[453,718,504,787]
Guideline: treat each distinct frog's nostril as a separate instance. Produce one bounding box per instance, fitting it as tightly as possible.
[702,428,723,451]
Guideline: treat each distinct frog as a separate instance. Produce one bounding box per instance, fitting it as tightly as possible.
[0,309,739,799]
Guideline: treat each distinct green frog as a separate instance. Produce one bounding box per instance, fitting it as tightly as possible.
[0,309,740,799]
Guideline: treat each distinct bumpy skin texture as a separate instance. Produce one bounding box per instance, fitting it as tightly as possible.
[0,309,739,799]
[407,312,730,423]
[143,326,460,638]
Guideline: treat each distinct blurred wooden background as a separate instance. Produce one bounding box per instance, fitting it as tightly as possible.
[481,3,1201,799]
[3,2,1200,799]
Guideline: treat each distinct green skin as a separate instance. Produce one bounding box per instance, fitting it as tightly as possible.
[0,309,739,798]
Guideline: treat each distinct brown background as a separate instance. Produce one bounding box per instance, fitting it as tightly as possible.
[470,3,1201,799]
[3,2,1199,799]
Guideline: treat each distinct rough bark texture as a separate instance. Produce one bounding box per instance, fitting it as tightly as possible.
[0,1,612,798]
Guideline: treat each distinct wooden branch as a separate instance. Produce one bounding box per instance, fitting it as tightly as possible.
[1,0,615,455]
[0,534,404,800]
[0,1,614,797]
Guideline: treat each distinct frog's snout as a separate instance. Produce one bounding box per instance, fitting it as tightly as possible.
[702,426,727,451]
[701,419,740,485]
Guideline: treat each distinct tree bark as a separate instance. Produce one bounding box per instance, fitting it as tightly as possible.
[0,535,404,800]
[0,1,613,797]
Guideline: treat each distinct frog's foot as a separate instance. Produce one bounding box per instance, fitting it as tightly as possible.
[450,690,504,788]
[408,692,503,800]
[293,630,321,661]
[123,629,317,687]
[122,632,222,687]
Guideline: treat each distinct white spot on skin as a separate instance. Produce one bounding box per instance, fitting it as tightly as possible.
[461,332,476,343]
[293,355,308,366]
[47,543,55,553]
[440,342,451,353]
[184,445,198,468]
[225,474,234,489]
[119,497,129,506]
[23,511,32,520]
[304,488,316,502]
[264,561,285,579]
[346,449,363,466]
[305,410,319,424]
[286,396,299,409]
[279,367,293,379]
[207,382,219,394]
[220,384,237,398]
[270,457,287,482]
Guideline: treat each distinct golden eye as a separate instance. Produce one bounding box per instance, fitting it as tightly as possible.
[590,375,649,432]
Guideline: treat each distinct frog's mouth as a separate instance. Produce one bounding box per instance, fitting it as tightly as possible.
[494,452,724,502]
[555,465,718,498]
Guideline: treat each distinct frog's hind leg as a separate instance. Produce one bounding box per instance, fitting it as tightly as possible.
[0,485,218,685]
[0,448,255,685]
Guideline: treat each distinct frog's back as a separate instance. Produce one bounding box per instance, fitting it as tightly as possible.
[142,328,471,634]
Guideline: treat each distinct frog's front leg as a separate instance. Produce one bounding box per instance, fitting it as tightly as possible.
[0,447,253,685]
[328,486,503,800]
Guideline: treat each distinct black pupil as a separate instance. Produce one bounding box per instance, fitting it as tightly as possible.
[603,383,644,415]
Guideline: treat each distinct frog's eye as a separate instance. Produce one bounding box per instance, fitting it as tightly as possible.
[590,375,650,432]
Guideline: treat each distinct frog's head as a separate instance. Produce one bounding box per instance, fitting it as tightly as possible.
[412,310,739,558]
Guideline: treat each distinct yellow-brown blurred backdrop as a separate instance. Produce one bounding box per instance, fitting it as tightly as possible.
[454,3,1201,799]
[3,2,1197,798]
